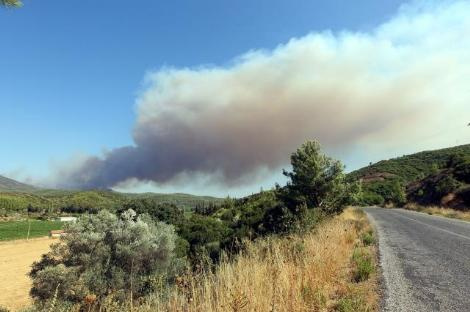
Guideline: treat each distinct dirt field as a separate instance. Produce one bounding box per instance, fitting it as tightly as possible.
[0,237,53,311]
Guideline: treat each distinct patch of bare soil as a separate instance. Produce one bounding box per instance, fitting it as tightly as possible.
[0,237,53,311]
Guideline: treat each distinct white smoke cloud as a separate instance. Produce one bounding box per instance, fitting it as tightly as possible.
[53,1,470,193]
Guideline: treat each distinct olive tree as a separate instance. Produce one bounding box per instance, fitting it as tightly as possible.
[30,209,179,306]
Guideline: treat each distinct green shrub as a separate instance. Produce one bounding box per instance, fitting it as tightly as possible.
[454,160,470,183]
[30,210,180,306]
[336,296,367,312]
[435,176,460,196]
[352,248,374,282]
[361,231,375,246]
[360,191,385,206]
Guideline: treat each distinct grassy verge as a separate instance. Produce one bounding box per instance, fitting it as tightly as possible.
[0,220,63,241]
[405,203,470,222]
[111,208,378,312]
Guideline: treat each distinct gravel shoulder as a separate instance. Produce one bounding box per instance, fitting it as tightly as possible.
[364,207,470,312]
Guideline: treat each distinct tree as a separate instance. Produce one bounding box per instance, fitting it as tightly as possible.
[280,141,357,214]
[29,210,179,306]
[454,159,470,183]
[1,0,22,7]
[177,214,231,262]
[435,176,460,197]
[390,180,406,206]
[119,199,185,226]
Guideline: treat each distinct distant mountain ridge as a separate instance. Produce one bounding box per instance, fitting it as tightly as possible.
[0,175,224,213]
[0,174,36,192]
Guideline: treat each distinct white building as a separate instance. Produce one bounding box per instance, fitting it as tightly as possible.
[59,216,77,222]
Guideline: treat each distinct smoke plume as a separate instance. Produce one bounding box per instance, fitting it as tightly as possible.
[55,1,470,190]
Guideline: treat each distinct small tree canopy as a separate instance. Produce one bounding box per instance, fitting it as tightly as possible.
[281,140,358,214]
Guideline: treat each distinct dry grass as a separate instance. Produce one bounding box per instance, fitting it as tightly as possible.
[0,237,54,311]
[405,203,470,222]
[130,208,379,312]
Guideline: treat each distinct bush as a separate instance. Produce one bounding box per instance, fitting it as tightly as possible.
[435,176,460,197]
[361,231,375,246]
[30,210,180,306]
[119,199,185,225]
[352,248,374,282]
[454,160,470,183]
[336,296,367,312]
[177,214,231,262]
[360,191,385,206]
[363,179,406,206]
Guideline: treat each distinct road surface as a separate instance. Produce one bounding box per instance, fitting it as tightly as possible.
[364,208,470,312]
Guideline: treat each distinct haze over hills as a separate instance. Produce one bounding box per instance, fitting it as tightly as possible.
[0,174,36,192]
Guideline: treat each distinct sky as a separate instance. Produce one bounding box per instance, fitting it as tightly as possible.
[1,0,469,197]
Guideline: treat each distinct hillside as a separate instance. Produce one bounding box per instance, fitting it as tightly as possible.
[0,175,36,192]
[349,144,470,183]
[0,175,223,214]
[349,144,470,209]
[0,189,224,214]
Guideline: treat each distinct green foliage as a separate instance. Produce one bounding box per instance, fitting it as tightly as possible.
[350,145,470,207]
[350,144,470,184]
[281,141,355,214]
[409,174,462,205]
[360,231,375,246]
[119,199,185,225]
[127,192,224,212]
[0,220,63,241]
[230,191,281,238]
[358,178,406,207]
[270,141,358,233]
[352,248,374,282]
[0,189,223,215]
[177,214,231,262]
[0,0,22,7]
[454,158,470,183]
[29,210,179,305]
[336,296,367,312]
[359,191,384,206]
[435,175,461,196]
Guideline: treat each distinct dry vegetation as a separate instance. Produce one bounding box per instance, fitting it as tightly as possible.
[3,209,378,312]
[0,237,53,311]
[120,208,378,312]
[405,203,470,222]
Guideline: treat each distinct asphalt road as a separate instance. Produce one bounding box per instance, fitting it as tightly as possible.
[364,208,470,312]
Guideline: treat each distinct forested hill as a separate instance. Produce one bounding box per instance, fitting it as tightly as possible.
[349,144,470,183]
[349,144,470,208]
[0,175,224,213]
[0,175,36,192]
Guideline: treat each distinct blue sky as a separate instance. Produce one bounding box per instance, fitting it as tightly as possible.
[5,0,469,196]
